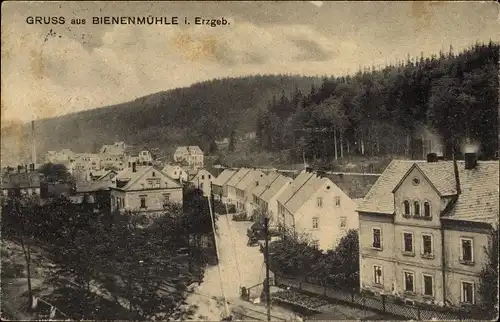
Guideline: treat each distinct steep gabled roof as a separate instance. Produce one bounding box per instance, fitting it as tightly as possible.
[260,174,293,203]
[284,175,331,214]
[252,172,279,198]
[225,168,251,188]
[276,170,314,206]
[120,166,181,190]
[392,162,457,196]
[444,161,499,226]
[358,159,499,226]
[235,170,265,191]
[212,169,237,186]
[357,160,415,214]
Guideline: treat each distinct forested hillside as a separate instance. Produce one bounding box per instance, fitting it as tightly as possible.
[2,42,498,167]
[257,42,499,164]
[1,75,322,165]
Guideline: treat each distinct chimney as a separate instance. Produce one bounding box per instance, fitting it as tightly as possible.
[17,165,22,173]
[132,162,137,173]
[316,170,326,178]
[427,153,438,163]
[305,167,313,173]
[464,153,478,170]
[30,163,34,171]
[25,164,28,172]
[31,120,37,169]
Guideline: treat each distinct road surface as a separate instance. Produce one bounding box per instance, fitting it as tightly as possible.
[183,213,299,321]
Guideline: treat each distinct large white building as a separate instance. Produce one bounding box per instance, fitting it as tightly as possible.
[173,146,204,169]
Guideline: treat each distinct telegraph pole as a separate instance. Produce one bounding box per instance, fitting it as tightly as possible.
[264,216,271,322]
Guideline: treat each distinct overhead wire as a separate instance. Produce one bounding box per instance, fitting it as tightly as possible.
[207,194,230,317]
[224,201,243,288]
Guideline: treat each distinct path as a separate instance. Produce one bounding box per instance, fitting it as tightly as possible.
[184,213,300,320]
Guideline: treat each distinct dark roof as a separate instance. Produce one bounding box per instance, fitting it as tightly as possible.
[1,172,41,189]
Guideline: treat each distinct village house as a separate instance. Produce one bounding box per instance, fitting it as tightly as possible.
[44,149,75,164]
[173,146,204,169]
[73,153,101,172]
[251,171,292,226]
[234,169,266,214]
[100,142,126,155]
[110,163,182,214]
[356,153,499,308]
[225,168,252,208]
[212,169,237,201]
[125,146,154,166]
[0,164,41,205]
[162,164,189,184]
[189,169,214,197]
[277,169,359,251]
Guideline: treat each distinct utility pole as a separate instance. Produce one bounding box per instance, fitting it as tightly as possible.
[264,216,271,322]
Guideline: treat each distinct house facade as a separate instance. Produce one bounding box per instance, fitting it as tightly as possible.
[162,165,189,184]
[225,168,252,208]
[189,169,214,197]
[277,169,359,251]
[45,149,75,164]
[173,146,204,169]
[110,165,182,214]
[357,154,499,308]
[254,172,292,225]
[234,169,266,214]
[212,169,236,201]
[73,153,101,172]
[0,167,41,205]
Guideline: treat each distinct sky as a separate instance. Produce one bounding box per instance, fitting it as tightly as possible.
[1,1,498,123]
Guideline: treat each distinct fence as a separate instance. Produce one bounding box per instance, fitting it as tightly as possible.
[274,275,486,320]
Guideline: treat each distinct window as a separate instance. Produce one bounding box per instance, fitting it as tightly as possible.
[403,232,413,253]
[372,228,381,249]
[422,274,434,297]
[140,196,147,208]
[202,175,205,180]
[200,183,204,189]
[335,196,341,207]
[424,202,431,217]
[340,216,347,228]
[403,271,415,293]
[152,171,155,177]
[208,175,211,179]
[461,281,474,304]
[422,234,433,256]
[316,197,323,208]
[373,266,383,285]
[403,200,410,216]
[312,217,319,229]
[460,238,474,262]
[311,240,319,250]
[414,201,420,216]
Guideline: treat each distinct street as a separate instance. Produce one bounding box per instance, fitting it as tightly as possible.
[184,213,301,321]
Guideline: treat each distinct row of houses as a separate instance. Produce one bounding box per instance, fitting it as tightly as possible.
[212,152,498,310]
[45,143,205,175]
[212,167,359,250]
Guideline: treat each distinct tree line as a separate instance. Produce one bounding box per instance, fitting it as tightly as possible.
[2,186,219,320]
[256,42,499,162]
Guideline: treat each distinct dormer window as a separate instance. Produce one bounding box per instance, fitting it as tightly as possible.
[414,201,420,216]
[403,200,410,216]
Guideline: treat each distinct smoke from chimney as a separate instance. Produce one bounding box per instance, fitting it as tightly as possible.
[461,139,480,155]
[419,126,444,156]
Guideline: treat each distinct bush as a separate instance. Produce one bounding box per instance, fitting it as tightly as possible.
[270,230,360,289]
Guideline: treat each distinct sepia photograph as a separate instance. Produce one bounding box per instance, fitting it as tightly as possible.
[1,1,499,321]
